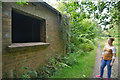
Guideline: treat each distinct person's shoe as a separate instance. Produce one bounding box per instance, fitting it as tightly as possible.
[107,78,109,80]
[96,75,103,79]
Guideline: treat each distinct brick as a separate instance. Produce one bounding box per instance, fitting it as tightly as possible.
[2,2,67,78]
[2,20,11,26]
[2,18,11,22]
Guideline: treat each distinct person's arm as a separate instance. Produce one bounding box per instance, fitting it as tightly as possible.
[111,53,116,63]
[100,45,106,62]
[100,52,104,62]
[110,47,116,66]
[112,47,116,63]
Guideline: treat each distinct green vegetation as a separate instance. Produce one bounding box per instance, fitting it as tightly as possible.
[16,0,29,6]
[50,45,97,78]
[49,0,119,78]
[3,0,119,78]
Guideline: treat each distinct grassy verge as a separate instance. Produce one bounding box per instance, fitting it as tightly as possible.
[113,37,118,57]
[49,44,98,78]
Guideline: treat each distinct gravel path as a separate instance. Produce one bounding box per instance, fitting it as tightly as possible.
[92,43,118,78]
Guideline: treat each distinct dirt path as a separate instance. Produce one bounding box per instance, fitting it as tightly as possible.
[92,43,118,78]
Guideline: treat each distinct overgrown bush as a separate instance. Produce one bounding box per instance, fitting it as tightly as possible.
[3,51,82,78]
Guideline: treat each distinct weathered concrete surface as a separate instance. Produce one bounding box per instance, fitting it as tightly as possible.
[0,3,2,79]
[2,2,68,78]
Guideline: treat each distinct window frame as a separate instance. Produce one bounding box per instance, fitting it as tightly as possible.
[8,8,49,48]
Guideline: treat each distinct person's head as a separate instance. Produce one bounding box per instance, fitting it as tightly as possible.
[108,37,115,45]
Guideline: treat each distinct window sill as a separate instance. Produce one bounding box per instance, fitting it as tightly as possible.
[8,42,50,48]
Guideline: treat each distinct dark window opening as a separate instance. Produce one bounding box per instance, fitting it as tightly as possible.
[12,9,46,43]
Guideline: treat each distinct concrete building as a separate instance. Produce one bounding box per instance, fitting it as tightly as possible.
[2,2,69,78]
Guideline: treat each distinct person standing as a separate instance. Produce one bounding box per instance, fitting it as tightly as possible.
[96,37,117,80]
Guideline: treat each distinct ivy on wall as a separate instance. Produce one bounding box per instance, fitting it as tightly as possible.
[16,0,29,6]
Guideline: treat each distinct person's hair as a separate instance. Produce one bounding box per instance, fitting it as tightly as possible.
[109,37,115,42]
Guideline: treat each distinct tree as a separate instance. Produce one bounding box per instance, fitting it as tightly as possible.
[53,0,119,53]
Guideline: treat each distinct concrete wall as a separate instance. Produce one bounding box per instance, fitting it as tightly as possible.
[2,2,66,78]
[0,1,2,79]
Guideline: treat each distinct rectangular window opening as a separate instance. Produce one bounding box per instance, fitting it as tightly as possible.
[12,8,46,43]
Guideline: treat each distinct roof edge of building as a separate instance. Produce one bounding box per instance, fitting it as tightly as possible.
[33,2,61,16]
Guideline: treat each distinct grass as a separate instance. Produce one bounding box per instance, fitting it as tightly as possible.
[49,45,98,78]
[49,37,119,78]
[113,37,119,57]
